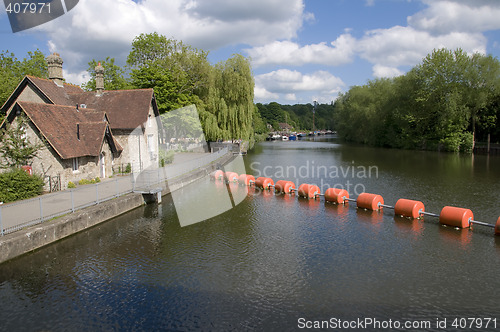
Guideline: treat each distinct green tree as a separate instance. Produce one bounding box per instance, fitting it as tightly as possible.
[127,33,210,113]
[82,57,130,91]
[202,54,254,141]
[334,48,500,152]
[0,49,47,117]
[0,115,44,169]
[125,33,256,142]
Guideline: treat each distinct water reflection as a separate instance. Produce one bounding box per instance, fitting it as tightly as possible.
[1,138,500,330]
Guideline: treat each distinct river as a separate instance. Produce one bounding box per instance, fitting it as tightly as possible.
[1,137,500,331]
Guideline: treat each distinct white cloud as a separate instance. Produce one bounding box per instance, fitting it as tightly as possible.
[357,25,487,68]
[254,86,279,101]
[372,65,403,78]
[254,69,344,103]
[408,0,500,35]
[247,33,356,67]
[63,70,89,86]
[35,0,306,79]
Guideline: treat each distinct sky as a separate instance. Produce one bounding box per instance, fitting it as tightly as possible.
[1,0,500,105]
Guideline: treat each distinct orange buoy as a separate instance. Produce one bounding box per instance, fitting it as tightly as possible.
[439,206,473,228]
[394,199,425,219]
[324,188,349,204]
[211,170,224,181]
[225,172,239,182]
[255,177,274,190]
[274,180,295,194]
[298,184,320,199]
[357,193,384,211]
[495,217,500,235]
[238,174,255,186]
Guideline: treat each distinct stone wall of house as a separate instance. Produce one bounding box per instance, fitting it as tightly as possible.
[3,83,47,116]
[23,119,103,191]
[6,110,115,191]
[112,104,160,173]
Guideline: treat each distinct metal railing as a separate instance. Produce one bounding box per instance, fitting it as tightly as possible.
[0,148,229,235]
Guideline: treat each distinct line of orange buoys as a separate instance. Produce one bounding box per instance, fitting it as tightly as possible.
[211,170,500,236]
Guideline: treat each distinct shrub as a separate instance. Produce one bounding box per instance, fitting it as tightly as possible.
[0,169,44,203]
[159,150,175,167]
[67,181,76,189]
[460,132,474,153]
[94,177,101,183]
[125,163,132,173]
[78,178,92,185]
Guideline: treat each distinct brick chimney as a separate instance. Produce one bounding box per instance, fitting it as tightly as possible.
[46,53,64,86]
[95,62,104,96]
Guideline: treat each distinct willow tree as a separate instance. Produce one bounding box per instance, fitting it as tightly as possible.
[202,54,254,141]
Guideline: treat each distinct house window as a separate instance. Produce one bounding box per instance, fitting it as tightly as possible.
[147,134,155,160]
[72,158,79,172]
[148,115,152,128]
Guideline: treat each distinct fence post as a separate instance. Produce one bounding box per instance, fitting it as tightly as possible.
[71,189,75,213]
[39,196,43,221]
[96,183,99,204]
[0,205,4,236]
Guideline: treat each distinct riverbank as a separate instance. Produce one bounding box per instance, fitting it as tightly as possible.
[0,151,233,264]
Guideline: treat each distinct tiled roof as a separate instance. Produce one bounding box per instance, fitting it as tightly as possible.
[2,76,156,131]
[69,89,155,130]
[26,76,84,105]
[17,102,122,159]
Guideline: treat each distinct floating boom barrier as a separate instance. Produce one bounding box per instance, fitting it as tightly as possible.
[210,171,500,236]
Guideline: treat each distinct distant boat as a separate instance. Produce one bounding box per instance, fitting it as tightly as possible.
[289,134,296,141]
[282,135,289,141]
[297,133,306,137]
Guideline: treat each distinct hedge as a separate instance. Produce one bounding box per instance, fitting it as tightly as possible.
[0,169,44,203]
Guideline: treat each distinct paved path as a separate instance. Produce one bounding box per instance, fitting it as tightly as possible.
[0,150,227,235]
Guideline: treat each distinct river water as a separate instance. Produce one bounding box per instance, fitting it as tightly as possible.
[1,137,500,331]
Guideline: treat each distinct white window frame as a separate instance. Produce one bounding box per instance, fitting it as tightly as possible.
[147,134,156,160]
[72,157,79,173]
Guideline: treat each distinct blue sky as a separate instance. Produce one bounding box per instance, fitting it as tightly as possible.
[1,0,500,104]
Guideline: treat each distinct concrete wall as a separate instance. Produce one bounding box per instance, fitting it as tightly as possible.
[0,193,145,264]
[0,151,233,264]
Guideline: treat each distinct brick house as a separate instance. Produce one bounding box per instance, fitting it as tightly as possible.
[0,53,161,190]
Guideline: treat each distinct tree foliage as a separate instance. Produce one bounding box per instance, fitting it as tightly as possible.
[334,48,500,152]
[256,102,336,131]
[127,33,255,141]
[200,54,254,141]
[0,168,44,203]
[0,115,44,169]
[82,57,130,91]
[0,49,47,117]
[128,32,210,112]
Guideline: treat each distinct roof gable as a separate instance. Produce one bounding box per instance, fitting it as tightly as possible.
[27,76,84,105]
[16,102,121,159]
[69,89,156,130]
